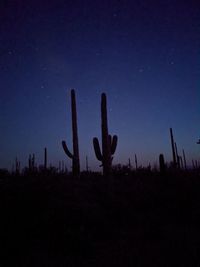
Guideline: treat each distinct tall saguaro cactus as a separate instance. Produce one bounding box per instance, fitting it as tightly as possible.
[62,89,80,177]
[93,93,118,176]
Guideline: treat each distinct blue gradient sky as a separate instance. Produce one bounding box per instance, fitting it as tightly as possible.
[0,0,199,171]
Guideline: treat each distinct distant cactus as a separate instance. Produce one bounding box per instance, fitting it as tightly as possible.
[195,160,198,168]
[28,154,35,171]
[135,154,138,170]
[44,147,47,169]
[159,154,166,173]
[128,158,131,170]
[15,157,20,174]
[179,156,183,169]
[192,160,195,169]
[174,142,180,169]
[28,155,31,170]
[170,128,177,168]
[93,93,118,176]
[62,89,80,177]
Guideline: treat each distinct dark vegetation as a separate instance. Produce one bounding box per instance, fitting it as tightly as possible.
[1,90,200,266]
[1,169,200,267]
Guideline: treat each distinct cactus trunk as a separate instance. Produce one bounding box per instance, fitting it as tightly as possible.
[62,89,80,177]
[71,89,80,176]
[101,93,112,176]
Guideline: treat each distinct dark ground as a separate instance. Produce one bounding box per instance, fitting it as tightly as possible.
[0,171,200,266]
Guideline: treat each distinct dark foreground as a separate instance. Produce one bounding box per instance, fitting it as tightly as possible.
[0,171,200,266]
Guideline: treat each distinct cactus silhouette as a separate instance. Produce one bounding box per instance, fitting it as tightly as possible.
[62,89,80,177]
[170,128,177,168]
[159,154,166,173]
[135,154,138,170]
[128,158,131,170]
[93,93,118,176]
[179,156,183,169]
[15,157,20,174]
[174,142,180,169]
[28,154,35,171]
[44,147,47,169]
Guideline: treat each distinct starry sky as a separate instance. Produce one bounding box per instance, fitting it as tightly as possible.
[0,0,199,171]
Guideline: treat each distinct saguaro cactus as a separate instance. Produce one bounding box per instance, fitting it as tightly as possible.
[170,128,177,168]
[62,89,80,177]
[93,93,118,176]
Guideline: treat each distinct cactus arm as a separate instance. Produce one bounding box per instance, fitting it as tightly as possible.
[111,135,118,155]
[62,140,74,159]
[93,137,103,161]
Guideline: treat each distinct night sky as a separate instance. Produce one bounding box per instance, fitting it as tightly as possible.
[1,0,199,171]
